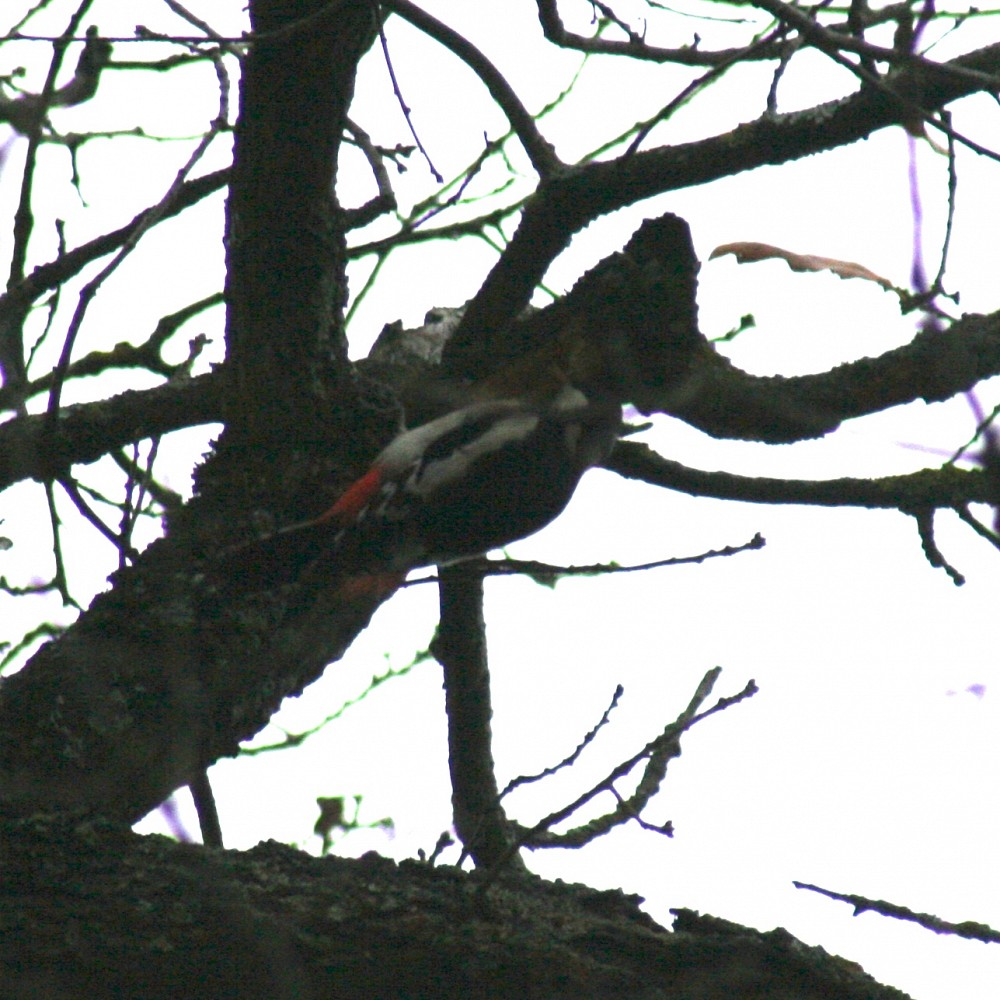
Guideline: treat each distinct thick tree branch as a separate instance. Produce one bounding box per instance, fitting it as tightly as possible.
[1,300,997,499]
[1,816,911,1000]
[664,309,1000,443]
[433,563,526,871]
[450,42,1000,365]
[607,441,996,511]
[0,373,222,492]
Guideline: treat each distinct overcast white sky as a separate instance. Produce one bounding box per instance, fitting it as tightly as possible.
[2,3,999,998]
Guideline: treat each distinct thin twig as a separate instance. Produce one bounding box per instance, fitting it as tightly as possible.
[111,444,182,515]
[57,474,138,562]
[240,656,424,756]
[750,0,1000,163]
[953,504,1000,550]
[161,0,227,42]
[2,1,96,398]
[519,674,758,851]
[500,685,624,798]
[190,769,223,848]
[793,881,1000,944]
[43,37,230,425]
[343,118,398,227]
[43,478,78,607]
[374,3,443,183]
[478,668,759,890]
[909,506,965,585]
[383,0,562,178]
[627,25,785,156]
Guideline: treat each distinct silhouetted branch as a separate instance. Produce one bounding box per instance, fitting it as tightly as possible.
[433,562,527,871]
[794,881,1000,944]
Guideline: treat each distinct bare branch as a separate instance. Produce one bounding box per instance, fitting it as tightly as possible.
[420,534,767,588]
[43,34,231,424]
[112,443,184,518]
[433,562,527,871]
[500,685,624,798]
[3,294,221,408]
[537,0,786,65]
[909,506,965,585]
[452,41,1000,352]
[483,668,757,865]
[384,0,562,178]
[753,0,1000,90]
[57,473,139,562]
[0,170,228,413]
[607,441,997,510]
[793,881,1000,944]
[343,119,398,227]
[654,308,1000,444]
[2,2,101,395]
[0,373,222,492]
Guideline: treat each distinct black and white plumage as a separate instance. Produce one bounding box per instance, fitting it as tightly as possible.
[329,384,620,571]
[229,384,621,589]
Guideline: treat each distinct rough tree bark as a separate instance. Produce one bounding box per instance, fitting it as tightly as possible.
[1,813,914,1000]
[1,1,997,996]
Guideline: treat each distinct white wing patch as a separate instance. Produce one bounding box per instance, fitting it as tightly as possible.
[415,410,539,496]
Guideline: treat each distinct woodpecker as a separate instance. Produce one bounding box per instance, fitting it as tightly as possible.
[230,384,621,590]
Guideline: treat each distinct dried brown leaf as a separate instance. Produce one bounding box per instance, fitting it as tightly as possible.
[711,241,894,290]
